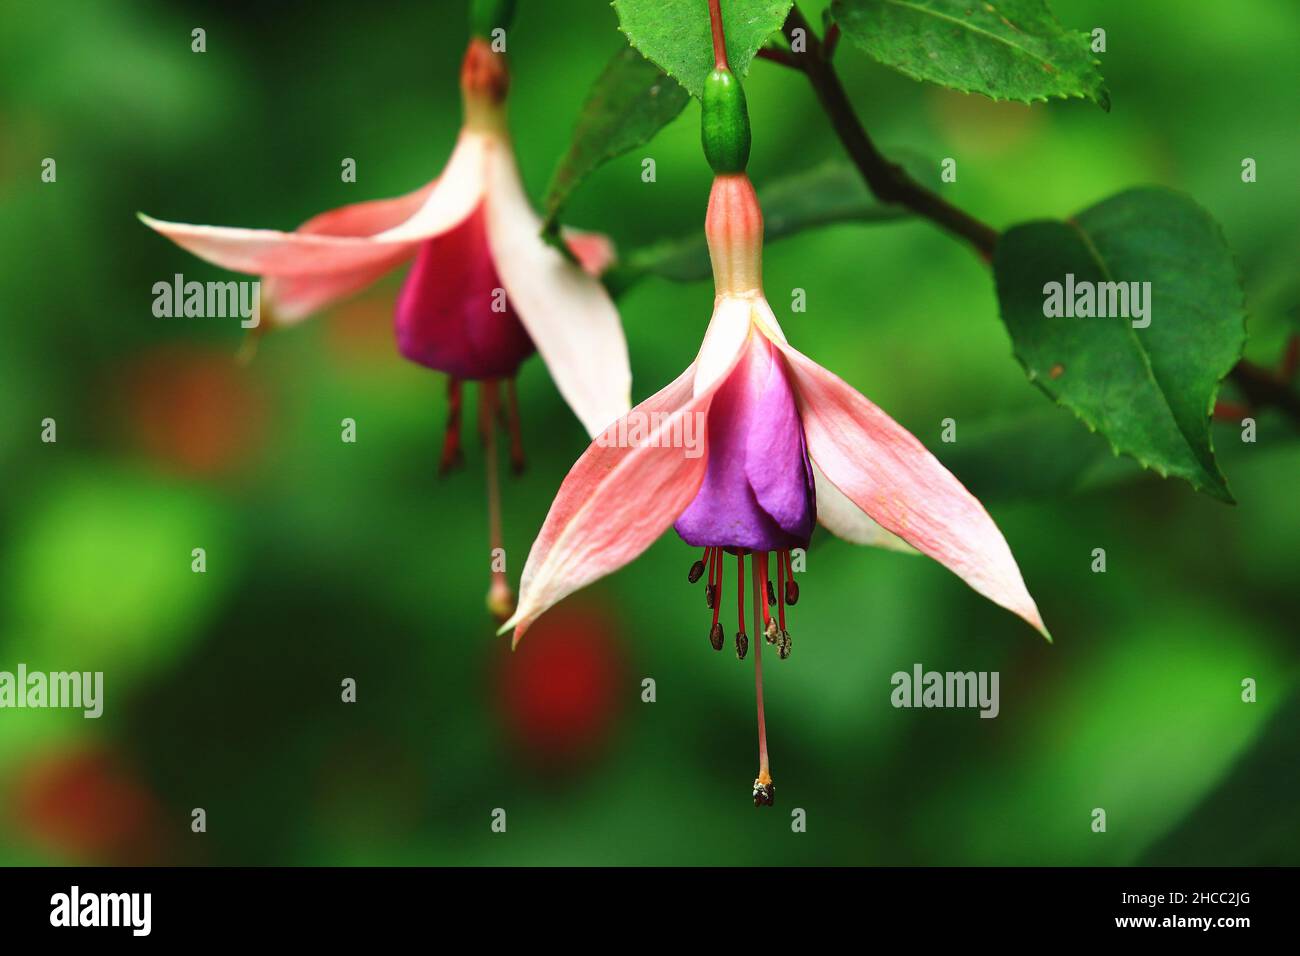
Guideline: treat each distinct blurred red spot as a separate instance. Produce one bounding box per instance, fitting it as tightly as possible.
[495,604,626,769]
[9,748,162,864]
[115,345,266,475]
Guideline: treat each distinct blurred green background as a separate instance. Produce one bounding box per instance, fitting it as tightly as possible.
[1,0,1297,865]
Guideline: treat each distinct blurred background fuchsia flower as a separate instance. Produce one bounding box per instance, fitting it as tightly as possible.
[494,602,626,772]
[140,26,631,621]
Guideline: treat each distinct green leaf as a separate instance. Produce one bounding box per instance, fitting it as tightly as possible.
[831,0,1108,109]
[611,0,794,98]
[993,188,1246,501]
[542,47,690,229]
[607,156,929,292]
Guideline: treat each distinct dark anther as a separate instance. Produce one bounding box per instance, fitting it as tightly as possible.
[709,622,725,651]
[688,560,707,584]
[784,580,799,606]
[439,378,465,476]
[777,630,791,660]
[765,580,776,606]
[752,779,775,807]
[764,618,779,645]
[735,632,749,660]
[706,584,717,609]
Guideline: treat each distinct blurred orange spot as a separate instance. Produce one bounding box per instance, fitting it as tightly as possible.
[115,345,266,475]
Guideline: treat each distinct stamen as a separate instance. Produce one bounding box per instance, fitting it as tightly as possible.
[708,548,724,650]
[503,378,526,475]
[480,380,514,623]
[705,546,718,608]
[777,551,787,631]
[783,550,799,605]
[734,552,748,660]
[750,556,774,807]
[777,550,791,660]
[766,580,776,607]
[760,552,779,644]
[439,378,465,475]
[688,546,708,584]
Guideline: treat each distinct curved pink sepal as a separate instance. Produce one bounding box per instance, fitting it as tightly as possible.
[259,181,438,321]
[484,147,630,437]
[776,341,1048,637]
[138,133,493,320]
[812,462,914,553]
[502,340,750,645]
[137,212,423,278]
[561,228,617,277]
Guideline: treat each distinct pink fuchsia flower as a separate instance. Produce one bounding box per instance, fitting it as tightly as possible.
[503,170,1047,807]
[140,34,632,621]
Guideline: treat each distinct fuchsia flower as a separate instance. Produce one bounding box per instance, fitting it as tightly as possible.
[140,35,631,619]
[503,169,1047,806]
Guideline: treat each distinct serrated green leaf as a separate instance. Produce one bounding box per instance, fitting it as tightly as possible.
[993,188,1246,501]
[608,155,932,292]
[543,47,690,229]
[831,0,1108,109]
[612,0,794,99]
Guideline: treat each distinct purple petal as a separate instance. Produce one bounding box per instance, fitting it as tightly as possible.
[674,335,815,551]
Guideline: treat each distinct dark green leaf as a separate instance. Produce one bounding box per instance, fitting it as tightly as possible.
[994,188,1246,501]
[831,0,1108,109]
[609,156,932,292]
[611,0,793,98]
[542,47,690,229]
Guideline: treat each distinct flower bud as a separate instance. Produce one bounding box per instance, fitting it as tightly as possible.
[701,68,751,174]
[460,37,510,129]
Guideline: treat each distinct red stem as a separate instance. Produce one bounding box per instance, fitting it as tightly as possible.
[708,0,729,70]
[756,46,800,68]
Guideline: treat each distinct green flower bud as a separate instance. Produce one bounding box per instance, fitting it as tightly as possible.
[701,68,752,174]
[470,0,518,38]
